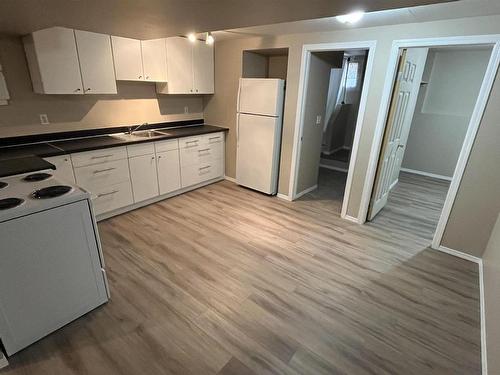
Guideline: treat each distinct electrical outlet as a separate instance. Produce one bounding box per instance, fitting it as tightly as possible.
[39,114,49,125]
[184,106,189,114]
[316,115,322,125]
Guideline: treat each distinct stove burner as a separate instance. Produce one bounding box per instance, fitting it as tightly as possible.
[32,185,72,199]
[0,197,24,210]
[23,172,52,182]
[0,181,7,189]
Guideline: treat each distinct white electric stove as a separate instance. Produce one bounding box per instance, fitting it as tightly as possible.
[0,170,109,357]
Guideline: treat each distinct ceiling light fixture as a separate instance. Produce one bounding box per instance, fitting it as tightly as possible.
[336,11,364,24]
[205,32,214,45]
[187,33,197,42]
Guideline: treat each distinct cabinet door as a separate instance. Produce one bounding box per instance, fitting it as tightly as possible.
[157,150,181,194]
[163,37,193,94]
[129,154,159,202]
[29,27,83,94]
[75,30,117,94]
[141,39,167,82]
[43,155,76,184]
[111,36,144,81]
[193,40,214,94]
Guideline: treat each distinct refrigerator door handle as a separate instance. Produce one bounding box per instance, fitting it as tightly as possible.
[236,78,242,113]
[236,113,239,145]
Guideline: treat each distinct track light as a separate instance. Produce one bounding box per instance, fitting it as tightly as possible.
[187,33,197,42]
[206,32,214,45]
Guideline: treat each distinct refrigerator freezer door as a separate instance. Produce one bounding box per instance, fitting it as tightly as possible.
[236,113,282,194]
[238,78,284,117]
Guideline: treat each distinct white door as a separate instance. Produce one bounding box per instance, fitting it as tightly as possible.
[31,27,84,94]
[157,150,181,194]
[74,30,117,94]
[111,36,144,81]
[236,113,281,194]
[43,155,76,184]
[238,78,284,116]
[193,40,214,94]
[141,39,167,82]
[163,37,193,94]
[129,154,159,202]
[368,48,428,220]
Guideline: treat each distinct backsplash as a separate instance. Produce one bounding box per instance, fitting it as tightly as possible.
[0,35,204,138]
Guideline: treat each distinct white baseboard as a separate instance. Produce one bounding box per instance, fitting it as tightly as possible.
[343,214,359,223]
[0,352,8,369]
[435,245,486,374]
[224,175,236,183]
[277,193,292,201]
[319,164,348,173]
[435,245,482,264]
[479,260,488,375]
[400,168,453,182]
[295,184,318,199]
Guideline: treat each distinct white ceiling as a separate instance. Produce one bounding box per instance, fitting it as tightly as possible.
[214,0,500,40]
[0,0,454,39]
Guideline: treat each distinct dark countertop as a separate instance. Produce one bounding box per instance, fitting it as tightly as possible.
[0,124,228,160]
[0,156,55,178]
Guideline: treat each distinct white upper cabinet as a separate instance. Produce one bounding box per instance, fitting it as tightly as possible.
[157,37,214,95]
[193,40,214,94]
[74,30,117,94]
[111,36,144,81]
[23,27,84,94]
[161,37,193,94]
[141,39,167,82]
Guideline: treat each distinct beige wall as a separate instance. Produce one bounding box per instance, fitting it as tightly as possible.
[296,52,332,193]
[442,69,500,257]
[402,48,491,178]
[268,55,288,80]
[204,14,500,256]
[0,35,203,138]
[483,213,500,374]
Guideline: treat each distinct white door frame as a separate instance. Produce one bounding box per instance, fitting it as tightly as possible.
[288,40,377,222]
[358,34,500,249]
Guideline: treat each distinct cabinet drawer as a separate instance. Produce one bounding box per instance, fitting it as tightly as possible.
[127,142,155,157]
[155,138,179,153]
[179,142,223,167]
[92,181,133,216]
[181,160,223,188]
[71,146,127,167]
[178,136,202,149]
[74,159,130,191]
[201,132,224,146]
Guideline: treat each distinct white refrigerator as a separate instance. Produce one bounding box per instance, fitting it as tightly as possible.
[236,78,285,195]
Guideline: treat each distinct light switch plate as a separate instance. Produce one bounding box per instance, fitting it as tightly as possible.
[316,115,322,125]
[39,114,49,125]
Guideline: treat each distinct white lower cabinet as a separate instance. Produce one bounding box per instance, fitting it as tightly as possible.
[48,133,223,219]
[43,154,76,184]
[156,150,181,195]
[129,154,159,202]
[92,181,134,216]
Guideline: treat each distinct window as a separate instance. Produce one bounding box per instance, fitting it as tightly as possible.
[345,62,359,88]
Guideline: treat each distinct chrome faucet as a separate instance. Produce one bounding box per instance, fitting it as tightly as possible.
[128,122,148,135]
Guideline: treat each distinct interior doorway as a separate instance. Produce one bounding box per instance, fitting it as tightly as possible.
[366,43,495,243]
[289,41,376,219]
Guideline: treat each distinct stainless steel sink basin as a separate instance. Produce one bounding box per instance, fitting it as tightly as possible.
[131,130,165,138]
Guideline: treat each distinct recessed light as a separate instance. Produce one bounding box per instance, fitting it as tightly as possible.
[206,32,214,45]
[336,11,365,24]
[187,33,197,42]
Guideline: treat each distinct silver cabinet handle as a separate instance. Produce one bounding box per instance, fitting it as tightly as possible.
[195,89,199,92]
[85,88,91,92]
[198,148,210,153]
[199,165,210,170]
[151,156,155,160]
[97,190,118,198]
[75,88,81,92]
[209,136,220,140]
[93,167,116,174]
[91,154,113,159]
[139,75,142,79]
[146,76,150,79]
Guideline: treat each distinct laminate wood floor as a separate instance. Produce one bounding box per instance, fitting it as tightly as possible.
[1,175,479,375]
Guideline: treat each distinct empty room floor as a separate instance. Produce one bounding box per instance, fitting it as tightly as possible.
[1,179,479,375]
[369,171,451,241]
